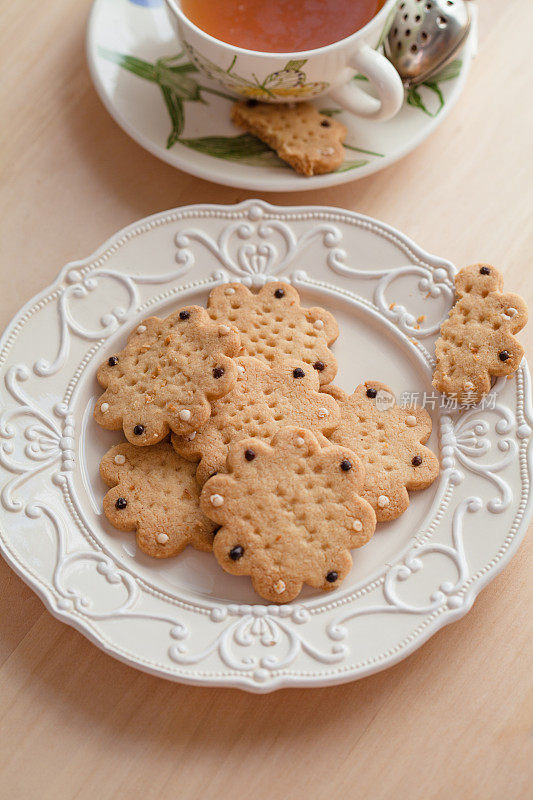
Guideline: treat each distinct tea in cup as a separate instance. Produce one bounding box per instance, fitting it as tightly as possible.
[164,0,404,121]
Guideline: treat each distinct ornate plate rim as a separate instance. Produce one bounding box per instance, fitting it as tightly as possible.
[0,199,531,692]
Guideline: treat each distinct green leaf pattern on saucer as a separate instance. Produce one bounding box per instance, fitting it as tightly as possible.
[97,47,385,170]
[97,45,462,169]
[406,59,463,117]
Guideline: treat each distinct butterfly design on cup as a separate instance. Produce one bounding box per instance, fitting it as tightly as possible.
[184,44,329,99]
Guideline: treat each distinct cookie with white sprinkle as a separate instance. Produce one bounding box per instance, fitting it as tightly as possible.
[433,264,528,404]
[200,427,376,603]
[207,281,338,385]
[172,355,340,485]
[323,382,440,522]
[94,306,240,445]
[100,441,215,557]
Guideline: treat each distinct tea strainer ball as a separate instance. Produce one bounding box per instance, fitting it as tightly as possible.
[385,0,472,87]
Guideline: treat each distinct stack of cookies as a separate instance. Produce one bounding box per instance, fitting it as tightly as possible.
[95,281,442,602]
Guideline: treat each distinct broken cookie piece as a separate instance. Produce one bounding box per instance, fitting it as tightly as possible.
[231,101,346,176]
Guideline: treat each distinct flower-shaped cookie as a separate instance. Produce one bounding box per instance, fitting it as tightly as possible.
[324,382,440,522]
[200,427,376,603]
[94,306,240,445]
[207,281,339,385]
[172,355,340,484]
[433,264,528,403]
[100,441,215,557]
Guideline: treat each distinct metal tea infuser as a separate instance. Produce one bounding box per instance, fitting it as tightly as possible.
[385,0,472,87]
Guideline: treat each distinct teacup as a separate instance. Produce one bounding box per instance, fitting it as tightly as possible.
[164,0,404,121]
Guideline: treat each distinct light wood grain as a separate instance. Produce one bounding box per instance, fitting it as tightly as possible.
[0,1,532,798]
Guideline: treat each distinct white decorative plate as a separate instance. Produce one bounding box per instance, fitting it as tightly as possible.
[0,200,530,692]
[86,0,475,191]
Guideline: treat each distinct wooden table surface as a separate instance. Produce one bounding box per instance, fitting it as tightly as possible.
[1,1,531,797]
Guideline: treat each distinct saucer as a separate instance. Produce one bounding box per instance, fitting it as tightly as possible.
[87,0,476,191]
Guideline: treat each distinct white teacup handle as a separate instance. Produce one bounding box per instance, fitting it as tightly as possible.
[328,44,404,121]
